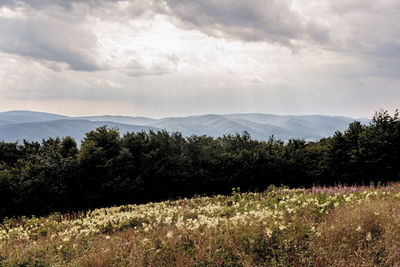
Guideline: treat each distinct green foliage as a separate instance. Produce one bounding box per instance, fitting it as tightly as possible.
[60,136,78,158]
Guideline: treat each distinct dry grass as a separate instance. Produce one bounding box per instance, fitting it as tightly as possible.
[2,185,400,266]
[313,199,400,266]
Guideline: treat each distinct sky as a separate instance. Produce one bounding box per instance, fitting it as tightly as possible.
[0,0,399,118]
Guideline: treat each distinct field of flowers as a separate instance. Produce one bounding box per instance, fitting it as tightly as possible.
[2,184,400,266]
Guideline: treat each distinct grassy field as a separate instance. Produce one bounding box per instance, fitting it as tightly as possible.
[2,184,400,266]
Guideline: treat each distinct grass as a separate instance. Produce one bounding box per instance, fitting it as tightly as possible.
[2,184,400,266]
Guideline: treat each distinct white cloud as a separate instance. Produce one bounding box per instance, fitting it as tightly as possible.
[0,5,26,18]
[91,78,122,89]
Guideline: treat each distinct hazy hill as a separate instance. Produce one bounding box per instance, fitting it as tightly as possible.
[223,113,371,137]
[77,115,157,126]
[0,110,68,124]
[0,110,371,143]
[0,120,10,127]
[148,114,321,140]
[0,119,159,144]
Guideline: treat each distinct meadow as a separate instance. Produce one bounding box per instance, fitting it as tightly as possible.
[2,184,400,266]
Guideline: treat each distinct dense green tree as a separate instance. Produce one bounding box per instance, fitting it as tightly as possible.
[0,142,21,166]
[60,136,78,158]
[358,110,400,182]
[78,126,122,206]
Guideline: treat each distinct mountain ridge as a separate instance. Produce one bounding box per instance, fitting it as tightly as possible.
[0,110,371,143]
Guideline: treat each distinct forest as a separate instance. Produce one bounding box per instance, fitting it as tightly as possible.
[0,110,399,220]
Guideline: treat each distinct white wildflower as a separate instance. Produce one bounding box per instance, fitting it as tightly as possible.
[167,231,173,238]
[366,232,372,241]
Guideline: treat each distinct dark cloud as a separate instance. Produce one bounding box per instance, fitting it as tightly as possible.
[160,0,330,47]
[0,0,153,19]
[0,0,13,6]
[0,0,112,9]
[0,16,101,71]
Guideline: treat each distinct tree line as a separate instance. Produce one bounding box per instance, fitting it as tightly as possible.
[0,110,399,219]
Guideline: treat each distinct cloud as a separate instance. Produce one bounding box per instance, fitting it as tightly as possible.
[0,3,102,71]
[0,0,113,10]
[324,0,400,77]
[0,0,331,74]
[0,19,100,71]
[122,50,180,77]
[0,1,178,75]
[125,66,175,77]
[160,0,330,48]
[0,0,156,21]
[91,78,122,89]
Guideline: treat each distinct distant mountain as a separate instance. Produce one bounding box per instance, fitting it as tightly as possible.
[0,110,68,124]
[0,110,371,143]
[77,115,157,126]
[0,120,10,127]
[222,114,371,137]
[0,119,159,144]
[147,114,321,140]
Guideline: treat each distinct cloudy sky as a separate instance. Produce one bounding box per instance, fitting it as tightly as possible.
[0,0,399,118]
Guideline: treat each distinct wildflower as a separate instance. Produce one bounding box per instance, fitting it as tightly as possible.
[105,235,111,240]
[356,226,362,232]
[167,231,173,238]
[366,232,372,241]
[265,228,273,237]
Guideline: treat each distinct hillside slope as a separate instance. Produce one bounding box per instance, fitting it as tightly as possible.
[1,184,399,266]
